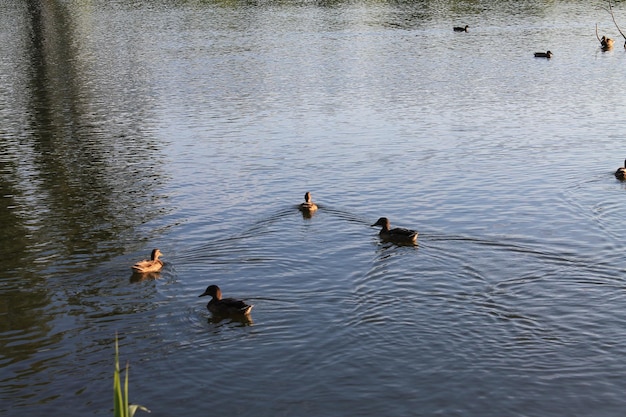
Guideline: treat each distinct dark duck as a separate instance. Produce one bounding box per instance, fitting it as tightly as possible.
[199,285,253,316]
[371,217,418,245]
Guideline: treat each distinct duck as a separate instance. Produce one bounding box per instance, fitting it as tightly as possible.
[298,192,318,214]
[615,159,626,180]
[534,51,553,58]
[198,285,253,316]
[453,25,469,32]
[371,217,418,244]
[601,36,614,50]
[131,249,163,273]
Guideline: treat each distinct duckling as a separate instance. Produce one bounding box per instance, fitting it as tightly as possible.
[371,217,418,244]
[601,36,614,50]
[298,192,318,214]
[131,249,163,273]
[534,51,553,58]
[198,285,253,316]
[453,25,469,32]
[615,159,626,180]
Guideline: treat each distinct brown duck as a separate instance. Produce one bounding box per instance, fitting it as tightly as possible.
[131,249,163,273]
[298,191,318,214]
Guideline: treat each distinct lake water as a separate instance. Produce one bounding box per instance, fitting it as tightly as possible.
[2,0,626,416]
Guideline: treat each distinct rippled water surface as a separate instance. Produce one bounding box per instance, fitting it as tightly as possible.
[2,0,626,416]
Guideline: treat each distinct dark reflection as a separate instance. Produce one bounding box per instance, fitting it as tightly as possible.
[0,287,60,361]
[2,0,169,274]
[0,175,29,272]
[0,0,169,400]
[208,314,254,327]
[376,239,420,249]
[21,0,167,270]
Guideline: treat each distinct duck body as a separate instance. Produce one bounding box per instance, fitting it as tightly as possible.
[371,217,418,245]
[131,249,163,273]
[454,25,469,32]
[534,51,553,58]
[199,285,253,316]
[298,192,318,214]
[615,159,626,180]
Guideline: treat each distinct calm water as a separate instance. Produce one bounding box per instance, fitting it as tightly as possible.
[2,0,626,415]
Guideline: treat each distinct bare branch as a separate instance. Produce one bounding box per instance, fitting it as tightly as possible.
[608,0,626,41]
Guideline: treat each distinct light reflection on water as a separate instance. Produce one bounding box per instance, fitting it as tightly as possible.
[2,0,626,416]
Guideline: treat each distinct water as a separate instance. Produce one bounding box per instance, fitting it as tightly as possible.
[2,0,626,415]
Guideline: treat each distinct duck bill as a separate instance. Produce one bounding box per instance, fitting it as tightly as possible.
[198,291,209,297]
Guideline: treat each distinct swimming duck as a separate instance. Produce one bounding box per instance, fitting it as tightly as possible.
[298,192,318,214]
[131,249,163,273]
[615,159,626,180]
[601,36,614,50]
[454,25,469,32]
[534,51,553,58]
[198,285,253,316]
[371,217,418,244]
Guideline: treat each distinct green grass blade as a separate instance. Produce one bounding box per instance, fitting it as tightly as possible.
[113,333,150,416]
[124,361,130,416]
[114,335,125,417]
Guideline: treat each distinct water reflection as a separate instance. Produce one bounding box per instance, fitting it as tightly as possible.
[207,314,254,327]
[0,178,29,273]
[0,0,171,409]
[1,0,170,276]
[130,271,162,283]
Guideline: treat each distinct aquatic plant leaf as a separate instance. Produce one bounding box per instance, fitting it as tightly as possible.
[114,336,125,417]
[129,404,151,416]
[113,334,150,416]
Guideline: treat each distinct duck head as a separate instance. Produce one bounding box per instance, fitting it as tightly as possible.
[371,217,390,229]
[199,285,222,300]
[151,249,163,260]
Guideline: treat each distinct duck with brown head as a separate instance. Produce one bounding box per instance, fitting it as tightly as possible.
[199,285,253,316]
[131,249,163,273]
[298,191,318,215]
[371,217,418,245]
[601,36,615,50]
